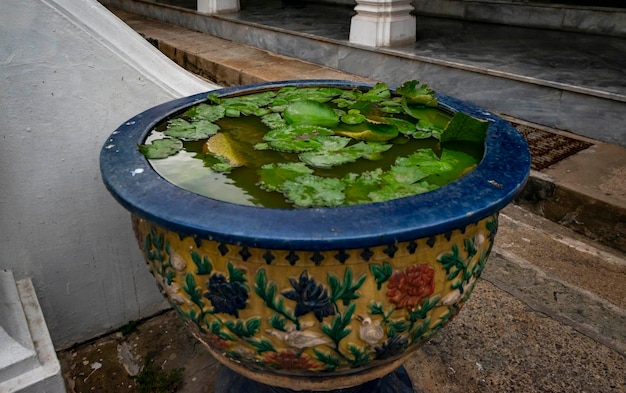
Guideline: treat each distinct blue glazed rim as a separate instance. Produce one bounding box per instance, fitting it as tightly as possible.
[100,80,530,251]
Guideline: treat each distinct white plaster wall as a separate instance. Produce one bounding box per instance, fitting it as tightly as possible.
[0,0,217,349]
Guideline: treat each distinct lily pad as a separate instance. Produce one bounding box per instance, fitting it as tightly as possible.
[257,162,314,192]
[139,138,183,159]
[335,121,398,142]
[284,100,339,128]
[164,119,220,141]
[275,87,344,103]
[397,80,438,107]
[263,124,335,153]
[203,133,247,168]
[360,82,391,102]
[184,104,226,122]
[281,174,345,208]
[340,109,366,125]
[440,112,488,144]
[299,139,391,169]
[261,112,286,129]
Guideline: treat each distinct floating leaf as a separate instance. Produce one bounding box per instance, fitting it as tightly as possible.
[276,87,344,103]
[382,118,416,136]
[163,118,220,141]
[257,162,314,192]
[397,80,438,107]
[203,133,246,168]
[440,112,488,144]
[184,104,225,122]
[299,141,392,169]
[360,82,391,102]
[261,112,286,129]
[367,180,434,203]
[284,100,339,128]
[335,121,398,142]
[340,109,366,125]
[263,124,334,153]
[138,138,183,159]
[413,120,444,140]
[281,174,345,208]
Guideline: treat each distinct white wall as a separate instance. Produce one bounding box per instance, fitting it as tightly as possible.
[0,0,217,349]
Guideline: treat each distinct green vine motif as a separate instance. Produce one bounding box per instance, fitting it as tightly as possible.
[247,338,276,354]
[182,273,204,310]
[348,344,371,367]
[437,238,478,294]
[254,269,299,329]
[313,349,341,371]
[143,227,175,283]
[328,268,367,307]
[223,318,261,338]
[369,302,409,338]
[406,296,440,344]
[369,261,393,290]
[486,215,499,242]
[190,251,213,275]
[321,303,356,348]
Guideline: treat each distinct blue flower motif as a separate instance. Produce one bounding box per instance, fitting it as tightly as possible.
[204,273,248,318]
[282,270,335,322]
[374,335,408,360]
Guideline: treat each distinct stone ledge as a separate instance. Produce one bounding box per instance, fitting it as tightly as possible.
[0,271,65,393]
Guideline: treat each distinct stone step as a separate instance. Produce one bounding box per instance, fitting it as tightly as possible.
[101,0,626,147]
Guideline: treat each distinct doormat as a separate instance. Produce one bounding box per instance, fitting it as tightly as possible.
[509,122,593,171]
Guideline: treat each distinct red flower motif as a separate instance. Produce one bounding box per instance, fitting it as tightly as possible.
[263,350,319,370]
[386,264,435,308]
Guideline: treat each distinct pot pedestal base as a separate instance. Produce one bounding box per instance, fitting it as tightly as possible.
[213,365,415,393]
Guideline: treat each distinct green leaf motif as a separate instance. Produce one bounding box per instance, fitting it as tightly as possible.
[138,138,183,159]
[313,349,341,371]
[328,268,367,306]
[254,269,298,326]
[247,338,276,354]
[369,262,393,290]
[210,320,235,341]
[348,345,371,367]
[190,251,212,275]
[322,303,356,346]
[224,318,261,338]
[227,262,247,285]
[269,314,287,331]
[182,273,203,308]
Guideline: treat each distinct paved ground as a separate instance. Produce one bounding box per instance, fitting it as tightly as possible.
[59,8,626,393]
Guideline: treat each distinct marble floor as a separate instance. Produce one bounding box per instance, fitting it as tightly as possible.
[109,0,626,144]
[238,0,626,99]
[150,0,626,100]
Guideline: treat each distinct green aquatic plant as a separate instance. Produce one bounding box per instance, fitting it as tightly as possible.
[139,81,488,208]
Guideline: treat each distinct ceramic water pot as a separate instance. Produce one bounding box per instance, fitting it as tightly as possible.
[100,80,530,392]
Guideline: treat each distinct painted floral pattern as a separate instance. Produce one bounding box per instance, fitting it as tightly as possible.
[263,350,320,370]
[204,273,248,318]
[282,270,335,322]
[134,213,498,375]
[386,264,435,309]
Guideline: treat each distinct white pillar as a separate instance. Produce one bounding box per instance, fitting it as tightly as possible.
[349,0,416,47]
[197,0,240,14]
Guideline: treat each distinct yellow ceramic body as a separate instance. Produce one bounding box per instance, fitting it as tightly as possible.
[132,213,498,390]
